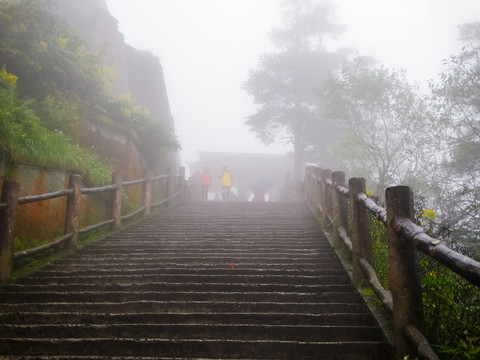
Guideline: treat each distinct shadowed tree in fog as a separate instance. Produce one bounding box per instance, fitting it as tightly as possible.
[242,0,345,180]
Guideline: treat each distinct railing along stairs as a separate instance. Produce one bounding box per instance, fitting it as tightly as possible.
[302,166,480,360]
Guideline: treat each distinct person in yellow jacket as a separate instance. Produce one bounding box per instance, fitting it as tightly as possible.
[218,164,232,200]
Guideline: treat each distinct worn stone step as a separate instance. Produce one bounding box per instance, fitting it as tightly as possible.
[0,323,385,342]
[39,256,343,266]
[0,301,369,314]
[40,264,346,274]
[0,311,378,326]
[24,267,348,278]
[18,274,352,285]
[42,257,341,266]
[0,338,391,359]
[0,291,364,304]
[3,282,353,294]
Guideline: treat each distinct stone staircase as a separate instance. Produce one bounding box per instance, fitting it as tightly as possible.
[0,201,392,359]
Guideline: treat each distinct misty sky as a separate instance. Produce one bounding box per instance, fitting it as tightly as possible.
[104,0,480,167]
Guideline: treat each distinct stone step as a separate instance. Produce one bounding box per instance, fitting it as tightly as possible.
[0,290,364,303]
[3,282,353,293]
[0,301,369,314]
[0,311,378,326]
[39,264,346,273]
[24,267,348,278]
[18,274,352,285]
[0,324,385,342]
[0,338,391,359]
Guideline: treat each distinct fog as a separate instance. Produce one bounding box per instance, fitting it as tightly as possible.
[104,0,480,168]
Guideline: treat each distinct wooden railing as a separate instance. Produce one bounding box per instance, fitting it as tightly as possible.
[0,167,187,284]
[303,166,480,360]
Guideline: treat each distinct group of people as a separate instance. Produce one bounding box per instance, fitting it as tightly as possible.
[201,164,232,201]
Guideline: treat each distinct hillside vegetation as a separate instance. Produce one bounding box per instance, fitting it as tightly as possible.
[0,0,178,185]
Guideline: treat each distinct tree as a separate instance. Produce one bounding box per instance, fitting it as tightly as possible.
[242,0,345,180]
[429,22,480,246]
[322,56,437,197]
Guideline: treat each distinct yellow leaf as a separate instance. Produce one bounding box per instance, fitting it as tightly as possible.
[0,65,18,88]
[57,37,68,48]
[422,209,436,220]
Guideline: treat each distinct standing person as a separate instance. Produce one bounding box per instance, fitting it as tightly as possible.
[201,166,211,201]
[218,164,232,200]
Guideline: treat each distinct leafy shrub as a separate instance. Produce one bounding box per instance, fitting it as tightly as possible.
[420,254,480,360]
[368,212,390,289]
[0,66,112,185]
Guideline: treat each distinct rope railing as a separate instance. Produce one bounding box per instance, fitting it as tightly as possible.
[302,166,480,360]
[0,166,187,284]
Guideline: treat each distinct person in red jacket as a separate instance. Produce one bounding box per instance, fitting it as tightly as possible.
[201,166,211,201]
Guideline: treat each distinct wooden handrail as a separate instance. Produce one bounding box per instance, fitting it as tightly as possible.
[301,166,480,360]
[0,167,187,284]
[356,192,387,224]
[81,184,118,194]
[122,178,146,187]
[394,216,480,287]
[18,189,74,204]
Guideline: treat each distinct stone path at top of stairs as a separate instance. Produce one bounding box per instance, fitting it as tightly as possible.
[0,201,392,359]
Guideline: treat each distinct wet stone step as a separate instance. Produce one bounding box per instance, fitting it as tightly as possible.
[0,311,378,326]
[16,274,352,286]
[0,301,369,314]
[24,267,349,278]
[0,324,385,342]
[46,261,345,270]
[38,264,346,274]
[0,338,391,359]
[3,282,354,294]
[0,291,364,304]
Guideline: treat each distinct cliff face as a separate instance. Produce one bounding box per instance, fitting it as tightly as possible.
[50,0,178,174]
[51,0,174,127]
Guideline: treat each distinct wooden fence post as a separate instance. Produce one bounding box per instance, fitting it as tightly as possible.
[64,174,82,249]
[386,185,425,358]
[321,169,332,226]
[283,171,292,201]
[314,167,323,215]
[166,167,173,207]
[178,167,186,202]
[304,166,313,207]
[331,171,346,248]
[349,177,369,286]
[111,172,122,230]
[0,181,19,284]
[143,169,152,217]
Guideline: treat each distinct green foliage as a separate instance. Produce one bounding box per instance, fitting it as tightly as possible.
[0,66,112,184]
[0,0,105,101]
[368,212,390,289]
[101,93,179,167]
[420,254,480,360]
